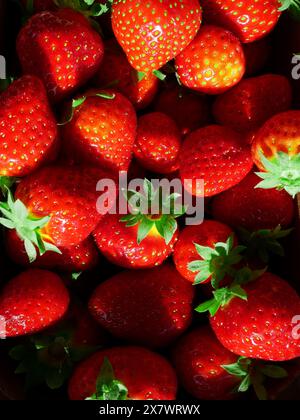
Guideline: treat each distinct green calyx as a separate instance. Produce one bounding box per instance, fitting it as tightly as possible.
[54,0,113,17]
[0,189,61,263]
[279,0,300,15]
[222,357,288,401]
[188,235,246,287]
[120,179,185,245]
[0,177,17,196]
[255,152,300,198]
[86,358,128,401]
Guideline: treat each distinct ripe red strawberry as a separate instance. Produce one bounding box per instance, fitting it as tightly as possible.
[88,264,195,348]
[212,172,295,231]
[68,346,178,400]
[243,37,272,76]
[5,230,99,272]
[179,125,253,197]
[61,90,137,173]
[154,83,210,136]
[17,9,104,103]
[175,25,245,94]
[197,272,300,361]
[133,112,181,174]
[111,0,202,73]
[213,75,292,133]
[0,75,58,178]
[173,220,240,284]
[172,326,240,400]
[201,0,281,43]
[251,111,300,197]
[94,39,159,110]
[0,269,69,337]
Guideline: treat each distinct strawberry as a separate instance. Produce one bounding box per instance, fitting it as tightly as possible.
[0,75,58,178]
[0,165,113,262]
[5,230,99,272]
[61,90,137,173]
[197,272,300,361]
[94,39,159,110]
[88,264,195,348]
[251,111,300,197]
[0,269,69,337]
[212,172,295,231]
[111,0,202,73]
[133,112,181,174]
[17,9,104,103]
[179,125,253,197]
[201,0,281,43]
[243,37,272,76]
[154,83,210,136]
[173,220,242,285]
[68,346,178,400]
[175,25,245,94]
[213,74,292,133]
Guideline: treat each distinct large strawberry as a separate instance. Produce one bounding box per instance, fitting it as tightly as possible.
[197,272,300,361]
[201,0,281,43]
[212,172,295,231]
[111,0,202,73]
[17,9,104,102]
[213,74,292,133]
[179,125,253,197]
[0,269,69,337]
[61,90,137,173]
[251,111,300,198]
[68,346,178,400]
[88,264,195,348]
[175,25,245,94]
[0,75,58,178]
[94,39,159,110]
[133,112,181,174]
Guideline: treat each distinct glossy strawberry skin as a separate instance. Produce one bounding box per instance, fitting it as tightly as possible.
[94,39,159,110]
[179,125,253,197]
[68,346,178,400]
[61,90,137,173]
[88,265,195,348]
[212,172,295,231]
[17,9,104,103]
[213,75,292,133]
[201,0,281,43]
[134,112,181,174]
[0,269,69,337]
[251,111,300,170]
[15,165,113,248]
[111,0,202,72]
[173,220,235,283]
[93,213,178,269]
[5,230,99,272]
[210,273,300,361]
[175,25,245,94]
[172,326,240,400]
[0,76,58,177]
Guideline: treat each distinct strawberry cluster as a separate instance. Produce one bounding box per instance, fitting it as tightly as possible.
[0,0,300,401]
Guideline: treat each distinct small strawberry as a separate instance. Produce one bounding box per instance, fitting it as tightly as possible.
[243,37,272,76]
[133,112,181,174]
[179,125,253,197]
[213,75,292,133]
[17,9,104,102]
[251,111,300,197]
[68,346,178,400]
[197,272,300,361]
[94,39,159,110]
[212,172,295,231]
[175,25,245,94]
[0,269,69,337]
[88,264,195,348]
[154,83,210,136]
[61,90,137,173]
[0,75,58,178]
[201,0,281,43]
